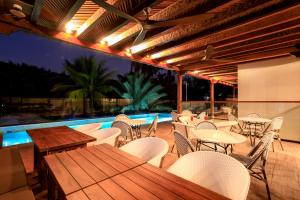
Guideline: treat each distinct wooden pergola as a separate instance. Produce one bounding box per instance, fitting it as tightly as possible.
[0,0,299,114]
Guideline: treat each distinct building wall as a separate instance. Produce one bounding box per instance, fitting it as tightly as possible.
[238,56,300,141]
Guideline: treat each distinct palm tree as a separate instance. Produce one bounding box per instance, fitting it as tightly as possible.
[114,72,171,113]
[52,56,114,114]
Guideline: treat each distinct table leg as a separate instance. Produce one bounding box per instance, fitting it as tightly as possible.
[48,173,56,200]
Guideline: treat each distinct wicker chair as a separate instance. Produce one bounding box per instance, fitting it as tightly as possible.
[120,137,169,168]
[178,115,192,125]
[270,117,284,151]
[142,116,158,137]
[111,121,134,146]
[228,114,250,136]
[115,114,129,121]
[181,109,193,116]
[195,121,217,151]
[171,122,196,154]
[230,132,274,200]
[197,112,206,120]
[168,151,250,200]
[173,130,196,157]
[74,123,102,134]
[171,111,178,122]
[87,127,121,147]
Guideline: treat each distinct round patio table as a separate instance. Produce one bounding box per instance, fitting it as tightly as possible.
[214,121,238,128]
[192,129,247,154]
[238,117,271,146]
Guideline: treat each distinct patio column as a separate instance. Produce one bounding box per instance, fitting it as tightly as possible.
[233,86,236,99]
[210,80,215,118]
[177,72,183,113]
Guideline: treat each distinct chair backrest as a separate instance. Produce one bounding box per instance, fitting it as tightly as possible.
[168,151,250,200]
[197,112,206,120]
[120,137,169,167]
[178,116,191,125]
[0,147,28,195]
[228,113,237,121]
[74,123,102,134]
[146,116,158,137]
[115,114,129,121]
[172,122,194,138]
[247,113,261,118]
[88,127,121,146]
[246,132,274,169]
[270,117,283,131]
[195,121,217,130]
[111,121,134,140]
[181,109,193,116]
[173,130,196,157]
[171,111,178,122]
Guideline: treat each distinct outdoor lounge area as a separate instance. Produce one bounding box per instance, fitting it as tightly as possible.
[1,0,300,200]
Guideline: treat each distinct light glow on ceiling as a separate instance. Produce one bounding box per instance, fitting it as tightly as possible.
[130,43,148,54]
[65,22,77,34]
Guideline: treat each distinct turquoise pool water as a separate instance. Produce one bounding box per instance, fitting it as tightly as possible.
[1,113,171,147]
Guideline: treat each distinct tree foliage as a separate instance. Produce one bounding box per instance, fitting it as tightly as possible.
[114,72,171,112]
[52,56,114,112]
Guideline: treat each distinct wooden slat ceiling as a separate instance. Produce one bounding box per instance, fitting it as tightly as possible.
[1,0,300,86]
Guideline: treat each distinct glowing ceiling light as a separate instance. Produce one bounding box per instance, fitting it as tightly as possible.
[101,34,123,46]
[125,48,132,57]
[65,22,77,34]
[192,70,200,74]
[100,40,108,46]
[130,43,147,54]
[166,59,173,64]
[213,77,221,80]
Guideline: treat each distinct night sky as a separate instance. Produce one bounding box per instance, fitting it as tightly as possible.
[0,31,131,74]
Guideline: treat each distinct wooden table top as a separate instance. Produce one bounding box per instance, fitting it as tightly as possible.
[45,143,146,196]
[67,163,229,200]
[27,126,96,153]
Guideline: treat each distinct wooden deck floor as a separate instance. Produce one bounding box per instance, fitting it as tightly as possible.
[24,121,300,200]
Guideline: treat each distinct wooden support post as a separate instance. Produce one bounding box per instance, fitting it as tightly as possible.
[210,80,215,118]
[177,72,183,113]
[233,87,236,99]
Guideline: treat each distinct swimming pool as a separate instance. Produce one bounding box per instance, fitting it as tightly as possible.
[1,113,171,147]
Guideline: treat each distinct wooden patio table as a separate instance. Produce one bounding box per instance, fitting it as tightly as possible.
[45,143,228,200]
[27,126,96,180]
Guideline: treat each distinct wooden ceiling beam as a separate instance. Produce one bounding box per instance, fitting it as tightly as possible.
[202,69,237,75]
[214,33,300,58]
[162,26,300,64]
[176,34,300,66]
[0,14,177,72]
[141,0,288,55]
[200,67,237,74]
[141,0,290,57]
[108,0,216,49]
[79,0,156,42]
[56,0,86,31]
[208,72,237,76]
[31,0,45,23]
[149,2,300,60]
[183,47,297,71]
[159,25,300,62]
[216,40,299,60]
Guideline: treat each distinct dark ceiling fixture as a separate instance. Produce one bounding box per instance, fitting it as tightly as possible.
[9,4,26,18]
[199,45,235,63]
